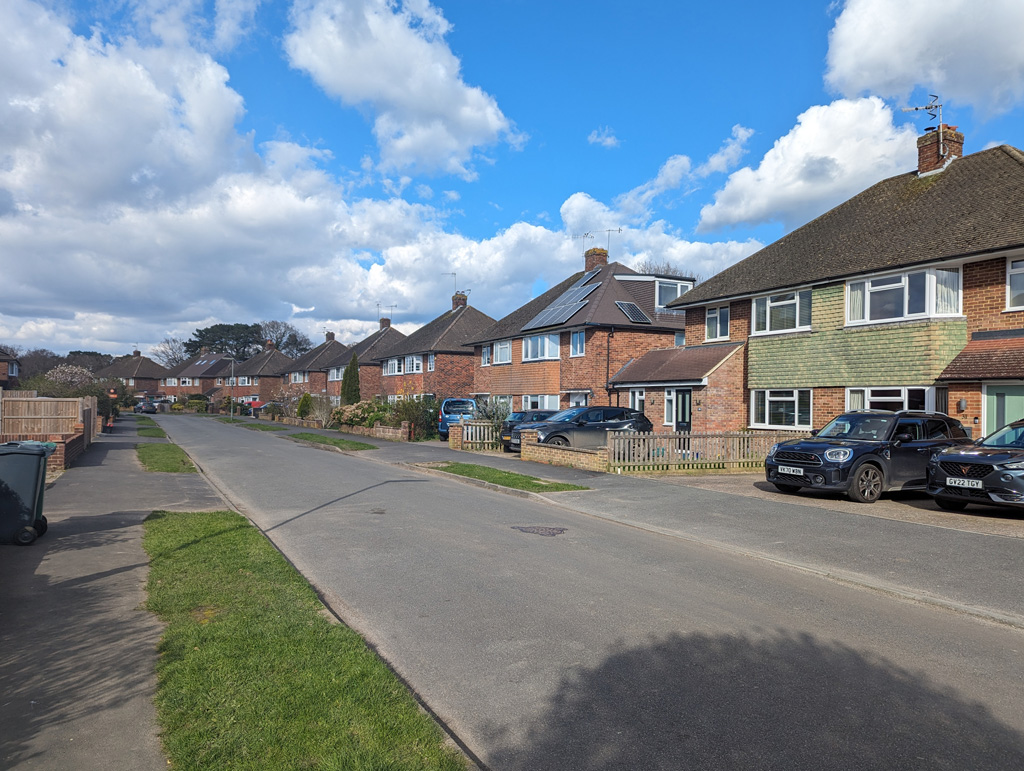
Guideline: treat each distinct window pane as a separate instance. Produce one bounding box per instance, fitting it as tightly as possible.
[872,389,903,398]
[798,290,812,327]
[658,282,680,306]
[849,282,865,321]
[798,390,811,425]
[848,389,865,410]
[770,303,796,330]
[935,268,960,314]
[871,275,902,287]
[907,272,926,314]
[907,388,926,411]
[719,307,729,336]
[870,286,904,320]
[754,298,767,332]
[754,391,766,424]
[769,399,795,427]
[1010,273,1024,308]
[706,311,718,339]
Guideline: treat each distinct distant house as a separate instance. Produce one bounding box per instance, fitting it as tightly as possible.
[160,350,232,402]
[95,350,169,399]
[280,332,350,401]
[0,347,21,389]
[664,125,1024,435]
[375,293,495,402]
[210,341,294,406]
[466,247,692,420]
[324,319,407,404]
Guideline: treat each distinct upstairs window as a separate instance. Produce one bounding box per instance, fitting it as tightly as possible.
[705,306,730,341]
[428,353,435,372]
[1008,259,1024,309]
[8,362,19,377]
[522,333,560,361]
[494,340,512,364]
[656,280,689,308]
[383,359,403,376]
[570,330,585,357]
[481,346,491,366]
[328,367,345,381]
[753,290,812,334]
[405,355,422,374]
[848,267,960,324]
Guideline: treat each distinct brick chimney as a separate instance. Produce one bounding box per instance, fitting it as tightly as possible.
[585,247,609,272]
[325,331,335,342]
[132,350,141,357]
[380,317,391,329]
[452,292,468,310]
[265,339,275,350]
[917,125,964,175]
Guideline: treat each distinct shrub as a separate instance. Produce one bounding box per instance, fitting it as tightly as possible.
[296,392,313,419]
[171,402,184,412]
[391,397,439,440]
[186,399,207,413]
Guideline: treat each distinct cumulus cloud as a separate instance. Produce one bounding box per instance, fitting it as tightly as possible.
[826,0,1024,116]
[697,98,918,232]
[588,126,620,148]
[284,0,524,178]
[695,125,754,177]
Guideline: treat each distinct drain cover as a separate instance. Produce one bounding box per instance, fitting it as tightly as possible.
[512,525,567,537]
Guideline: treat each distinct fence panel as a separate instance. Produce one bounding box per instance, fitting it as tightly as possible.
[461,420,500,451]
[608,430,807,473]
[0,397,84,436]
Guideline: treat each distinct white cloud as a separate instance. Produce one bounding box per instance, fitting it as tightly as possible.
[695,125,754,177]
[826,0,1024,116]
[613,155,693,223]
[284,0,524,178]
[587,126,620,148]
[697,98,917,232]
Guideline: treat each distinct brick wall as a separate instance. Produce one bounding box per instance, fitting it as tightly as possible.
[380,353,476,400]
[358,364,383,401]
[518,429,609,472]
[947,383,984,435]
[963,257,1024,335]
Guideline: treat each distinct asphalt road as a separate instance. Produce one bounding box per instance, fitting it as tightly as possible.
[161,416,1024,770]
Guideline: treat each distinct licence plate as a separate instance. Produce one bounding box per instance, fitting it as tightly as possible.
[947,477,983,489]
[778,465,804,476]
[501,434,511,441]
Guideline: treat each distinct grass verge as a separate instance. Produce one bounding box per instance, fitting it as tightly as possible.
[136,416,158,426]
[289,432,377,451]
[138,427,168,438]
[240,423,290,432]
[436,462,588,493]
[143,510,466,770]
[137,443,196,473]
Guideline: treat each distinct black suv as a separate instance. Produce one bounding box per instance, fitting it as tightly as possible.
[499,410,557,452]
[927,419,1024,511]
[510,406,653,451]
[765,410,972,503]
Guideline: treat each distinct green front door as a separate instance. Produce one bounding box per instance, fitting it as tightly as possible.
[985,385,1024,434]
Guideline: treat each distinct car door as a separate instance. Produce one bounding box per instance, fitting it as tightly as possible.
[889,418,952,488]
[568,408,607,448]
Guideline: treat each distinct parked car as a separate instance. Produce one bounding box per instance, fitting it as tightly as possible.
[510,406,653,451]
[764,410,972,503]
[438,398,476,440]
[134,402,157,414]
[926,419,1024,511]
[499,410,557,452]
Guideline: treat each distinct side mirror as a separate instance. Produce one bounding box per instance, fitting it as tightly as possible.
[894,432,913,445]
[809,429,819,436]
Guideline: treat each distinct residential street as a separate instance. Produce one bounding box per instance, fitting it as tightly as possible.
[162,416,1024,770]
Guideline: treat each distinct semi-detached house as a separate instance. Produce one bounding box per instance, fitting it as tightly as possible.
[95,350,169,400]
[328,318,407,403]
[467,248,693,422]
[661,125,1024,436]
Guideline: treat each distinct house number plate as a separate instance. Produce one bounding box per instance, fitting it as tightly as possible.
[947,477,983,489]
[778,465,804,476]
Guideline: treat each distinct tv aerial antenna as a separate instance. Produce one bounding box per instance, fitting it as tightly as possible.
[442,272,458,296]
[571,232,594,255]
[601,227,623,251]
[902,94,946,160]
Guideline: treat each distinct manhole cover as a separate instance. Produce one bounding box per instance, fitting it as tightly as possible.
[512,526,567,537]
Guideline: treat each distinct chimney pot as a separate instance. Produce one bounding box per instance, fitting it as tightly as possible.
[585,247,609,272]
[452,292,468,310]
[917,124,964,175]
[380,318,391,329]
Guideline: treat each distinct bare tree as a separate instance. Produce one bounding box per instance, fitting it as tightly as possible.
[308,394,337,429]
[633,259,704,283]
[151,337,189,367]
[259,321,313,358]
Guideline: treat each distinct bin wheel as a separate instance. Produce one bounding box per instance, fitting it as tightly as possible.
[36,516,48,536]
[15,526,38,545]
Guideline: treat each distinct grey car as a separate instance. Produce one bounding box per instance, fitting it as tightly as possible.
[927,419,1024,511]
[510,406,653,450]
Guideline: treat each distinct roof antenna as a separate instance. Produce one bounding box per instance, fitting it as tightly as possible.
[602,227,623,251]
[902,94,945,159]
[571,232,594,255]
[443,272,457,296]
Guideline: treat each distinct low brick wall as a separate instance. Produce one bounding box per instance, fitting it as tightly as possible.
[515,429,610,472]
[339,421,411,442]
[0,431,86,471]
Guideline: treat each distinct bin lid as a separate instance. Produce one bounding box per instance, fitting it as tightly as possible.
[0,442,53,457]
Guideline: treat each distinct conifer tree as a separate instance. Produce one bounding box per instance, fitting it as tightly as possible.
[341,352,360,404]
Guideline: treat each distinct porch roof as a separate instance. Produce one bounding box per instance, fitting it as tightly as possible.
[609,342,743,386]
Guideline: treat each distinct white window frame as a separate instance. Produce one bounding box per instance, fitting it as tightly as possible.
[522,333,560,362]
[165,378,177,387]
[752,289,812,335]
[656,280,689,309]
[8,362,18,377]
[180,377,193,387]
[383,358,403,376]
[568,392,588,407]
[1007,258,1024,310]
[481,345,491,366]
[570,330,585,357]
[522,394,559,410]
[427,353,435,371]
[494,340,512,364]
[846,386,932,412]
[405,355,422,374]
[847,267,962,325]
[290,371,308,383]
[328,366,345,381]
[750,389,813,430]
[629,388,645,413]
[664,389,676,426]
[674,331,685,347]
[706,306,730,341]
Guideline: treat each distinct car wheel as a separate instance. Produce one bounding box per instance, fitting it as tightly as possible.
[773,483,801,494]
[935,497,968,512]
[848,464,883,503]
[439,434,448,442]
[548,436,570,447]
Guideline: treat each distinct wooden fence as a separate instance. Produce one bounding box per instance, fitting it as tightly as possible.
[0,392,97,446]
[608,430,807,473]
[459,420,501,451]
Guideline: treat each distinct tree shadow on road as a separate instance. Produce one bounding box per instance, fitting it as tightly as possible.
[484,630,1024,770]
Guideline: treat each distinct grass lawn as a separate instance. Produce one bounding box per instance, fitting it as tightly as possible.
[437,462,588,493]
[136,416,158,426]
[143,510,466,771]
[215,417,248,424]
[137,443,196,473]
[288,432,377,451]
[239,423,290,432]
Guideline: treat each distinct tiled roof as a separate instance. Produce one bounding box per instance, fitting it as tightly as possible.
[233,348,294,377]
[378,306,495,360]
[609,343,744,385]
[325,326,407,369]
[939,332,1024,380]
[0,347,21,363]
[96,354,169,380]
[672,145,1024,308]
[168,352,231,379]
[285,338,350,373]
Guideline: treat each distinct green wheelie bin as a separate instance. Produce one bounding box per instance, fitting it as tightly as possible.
[0,441,53,545]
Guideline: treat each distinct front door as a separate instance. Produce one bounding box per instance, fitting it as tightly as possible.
[985,385,1024,435]
[674,388,692,432]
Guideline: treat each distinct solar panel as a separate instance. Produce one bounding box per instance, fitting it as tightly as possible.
[615,301,652,324]
[571,267,602,289]
[522,281,599,330]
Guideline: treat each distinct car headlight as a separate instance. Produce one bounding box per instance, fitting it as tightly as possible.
[1001,460,1024,470]
[824,448,852,462]
[767,443,779,457]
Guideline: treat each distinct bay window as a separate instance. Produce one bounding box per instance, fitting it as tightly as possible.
[847,267,960,324]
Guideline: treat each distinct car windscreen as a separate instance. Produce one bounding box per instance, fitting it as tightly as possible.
[817,414,894,440]
[443,400,474,414]
[979,422,1024,448]
[545,407,589,422]
[507,412,525,422]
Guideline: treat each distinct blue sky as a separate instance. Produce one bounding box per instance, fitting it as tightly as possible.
[2,0,1023,357]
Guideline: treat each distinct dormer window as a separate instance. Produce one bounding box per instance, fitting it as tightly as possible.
[656,280,690,308]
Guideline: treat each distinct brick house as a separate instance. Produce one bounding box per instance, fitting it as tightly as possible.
[95,350,169,400]
[376,294,495,402]
[208,341,294,406]
[160,351,232,402]
[466,247,692,419]
[665,127,1024,435]
[0,347,21,389]
[323,318,406,404]
[279,332,351,402]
